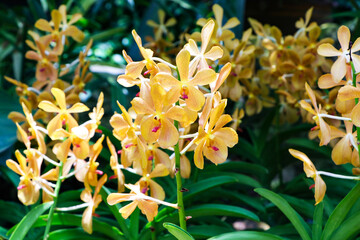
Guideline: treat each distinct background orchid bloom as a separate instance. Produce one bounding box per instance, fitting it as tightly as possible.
[146,9,176,41]
[338,85,360,126]
[38,88,89,136]
[317,25,360,82]
[289,149,326,205]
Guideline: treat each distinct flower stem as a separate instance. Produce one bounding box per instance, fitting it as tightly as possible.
[43,161,64,240]
[174,120,187,230]
[350,62,360,161]
[151,221,157,240]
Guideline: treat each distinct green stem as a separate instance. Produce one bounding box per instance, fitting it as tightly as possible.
[43,161,64,240]
[350,62,360,161]
[174,120,187,230]
[151,221,157,240]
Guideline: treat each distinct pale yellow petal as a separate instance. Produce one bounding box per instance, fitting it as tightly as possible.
[317,43,341,57]
[338,25,350,52]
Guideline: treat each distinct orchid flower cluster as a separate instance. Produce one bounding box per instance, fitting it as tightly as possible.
[290,25,360,205]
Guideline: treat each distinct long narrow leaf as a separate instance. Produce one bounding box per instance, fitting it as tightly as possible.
[312,202,324,240]
[8,202,53,240]
[255,188,311,240]
[321,182,360,240]
[163,223,194,240]
[209,231,285,240]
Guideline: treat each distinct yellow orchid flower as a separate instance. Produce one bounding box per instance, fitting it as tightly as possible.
[38,88,89,136]
[317,25,360,82]
[81,174,107,234]
[110,101,138,141]
[89,92,104,126]
[337,85,360,126]
[185,20,223,76]
[137,163,169,201]
[85,135,105,189]
[194,100,238,169]
[131,82,186,148]
[107,184,178,222]
[155,49,216,111]
[289,149,326,205]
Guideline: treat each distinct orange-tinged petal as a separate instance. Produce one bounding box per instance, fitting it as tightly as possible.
[317,43,341,57]
[120,201,138,219]
[351,54,360,73]
[200,20,215,53]
[138,200,158,222]
[117,75,139,87]
[63,26,85,42]
[352,37,360,52]
[203,137,227,165]
[289,149,316,177]
[351,103,360,126]
[51,9,62,30]
[211,62,231,92]
[213,127,238,147]
[338,25,350,52]
[149,164,169,178]
[194,139,206,169]
[67,103,89,113]
[180,155,191,178]
[177,49,190,81]
[213,114,232,131]
[165,106,185,122]
[38,101,60,113]
[185,39,200,56]
[318,117,331,146]
[51,88,67,110]
[158,118,179,148]
[6,159,23,176]
[204,46,223,61]
[126,61,146,78]
[131,98,154,115]
[305,83,318,111]
[82,205,93,234]
[314,175,326,205]
[73,140,89,159]
[190,68,217,86]
[53,138,71,162]
[35,19,53,32]
[107,193,135,205]
[186,86,205,111]
[208,100,226,130]
[147,20,158,28]
[51,128,70,140]
[18,179,39,205]
[213,4,223,27]
[331,135,352,165]
[140,115,160,144]
[338,85,360,101]
[47,114,62,137]
[318,74,344,89]
[223,17,240,29]
[331,56,346,83]
[299,100,316,115]
[151,83,166,112]
[155,73,180,88]
[149,179,165,200]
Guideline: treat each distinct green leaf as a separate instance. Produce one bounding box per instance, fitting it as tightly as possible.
[0,200,26,224]
[187,225,232,239]
[168,204,259,222]
[321,182,360,240]
[199,172,261,189]
[312,202,324,240]
[330,211,360,240]
[206,161,268,177]
[85,27,126,43]
[209,231,285,240]
[280,194,314,218]
[8,201,53,240]
[255,188,311,240]
[286,138,331,157]
[163,222,194,240]
[31,213,125,239]
[47,228,106,240]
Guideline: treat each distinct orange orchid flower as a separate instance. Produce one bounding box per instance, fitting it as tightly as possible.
[317,25,360,82]
[289,149,326,205]
[185,20,223,76]
[194,100,238,169]
[137,163,169,200]
[107,184,178,222]
[38,88,89,136]
[81,174,107,234]
[155,49,216,111]
[131,82,186,148]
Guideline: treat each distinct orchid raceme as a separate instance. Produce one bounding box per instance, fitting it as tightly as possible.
[38,88,89,136]
[289,149,326,205]
[107,184,178,222]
